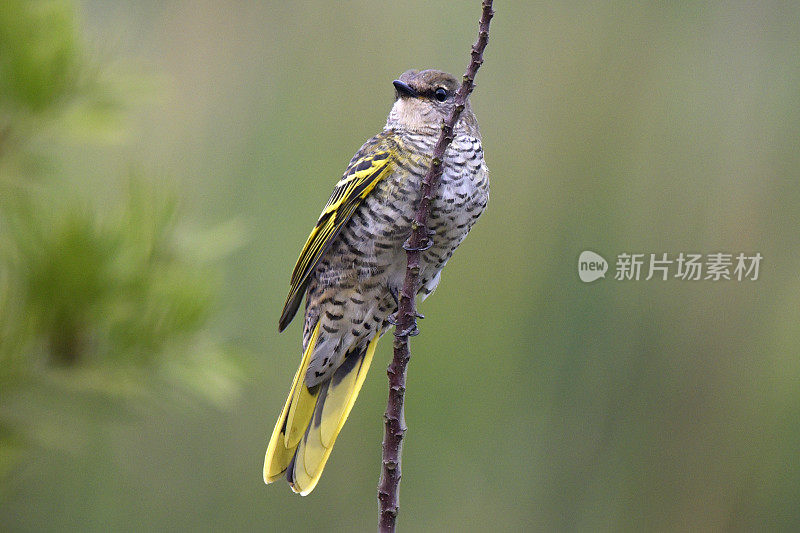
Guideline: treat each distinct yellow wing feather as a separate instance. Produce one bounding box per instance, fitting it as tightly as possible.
[278,134,397,331]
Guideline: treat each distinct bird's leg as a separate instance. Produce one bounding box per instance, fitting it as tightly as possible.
[387,226,434,326]
[386,286,401,325]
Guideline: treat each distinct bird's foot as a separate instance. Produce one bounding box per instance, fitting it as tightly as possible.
[386,309,425,326]
[403,228,436,252]
[397,322,420,337]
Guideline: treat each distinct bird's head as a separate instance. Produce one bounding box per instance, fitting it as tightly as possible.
[386,69,479,136]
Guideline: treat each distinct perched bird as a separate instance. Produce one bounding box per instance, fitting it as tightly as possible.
[264,69,489,495]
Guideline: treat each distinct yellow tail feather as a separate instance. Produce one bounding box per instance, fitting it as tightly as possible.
[263,323,321,483]
[264,327,382,495]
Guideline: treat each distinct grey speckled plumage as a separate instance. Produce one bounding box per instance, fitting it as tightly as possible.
[264,69,489,495]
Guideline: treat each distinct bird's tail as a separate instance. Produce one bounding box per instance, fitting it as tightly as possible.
[264,322,381,495]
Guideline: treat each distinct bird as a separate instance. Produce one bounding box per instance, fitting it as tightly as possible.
[264,69,489,495]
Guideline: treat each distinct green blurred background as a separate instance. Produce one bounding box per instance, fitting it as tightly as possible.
[2,1,800,531]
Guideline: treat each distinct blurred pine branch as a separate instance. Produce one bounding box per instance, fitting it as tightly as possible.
[0,0,243,476]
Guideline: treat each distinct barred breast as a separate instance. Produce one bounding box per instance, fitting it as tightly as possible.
[302,129,488,386]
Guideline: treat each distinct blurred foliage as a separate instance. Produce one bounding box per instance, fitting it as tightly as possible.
[0,0,79,113]
[0,0,123,159]
[0,0,242,477]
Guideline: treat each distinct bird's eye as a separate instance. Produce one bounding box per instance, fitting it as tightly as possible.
[434,87,448,102]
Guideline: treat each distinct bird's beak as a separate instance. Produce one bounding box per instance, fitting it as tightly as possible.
[393,80,418,98]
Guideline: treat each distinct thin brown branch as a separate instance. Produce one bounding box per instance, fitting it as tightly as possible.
[378,2,495,531]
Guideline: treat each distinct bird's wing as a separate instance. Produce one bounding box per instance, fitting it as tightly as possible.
[278,133,397,331]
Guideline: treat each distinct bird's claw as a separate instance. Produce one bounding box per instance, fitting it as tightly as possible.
[387,310,424,326]
[397,322,420,337]
[403,228,436,252]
